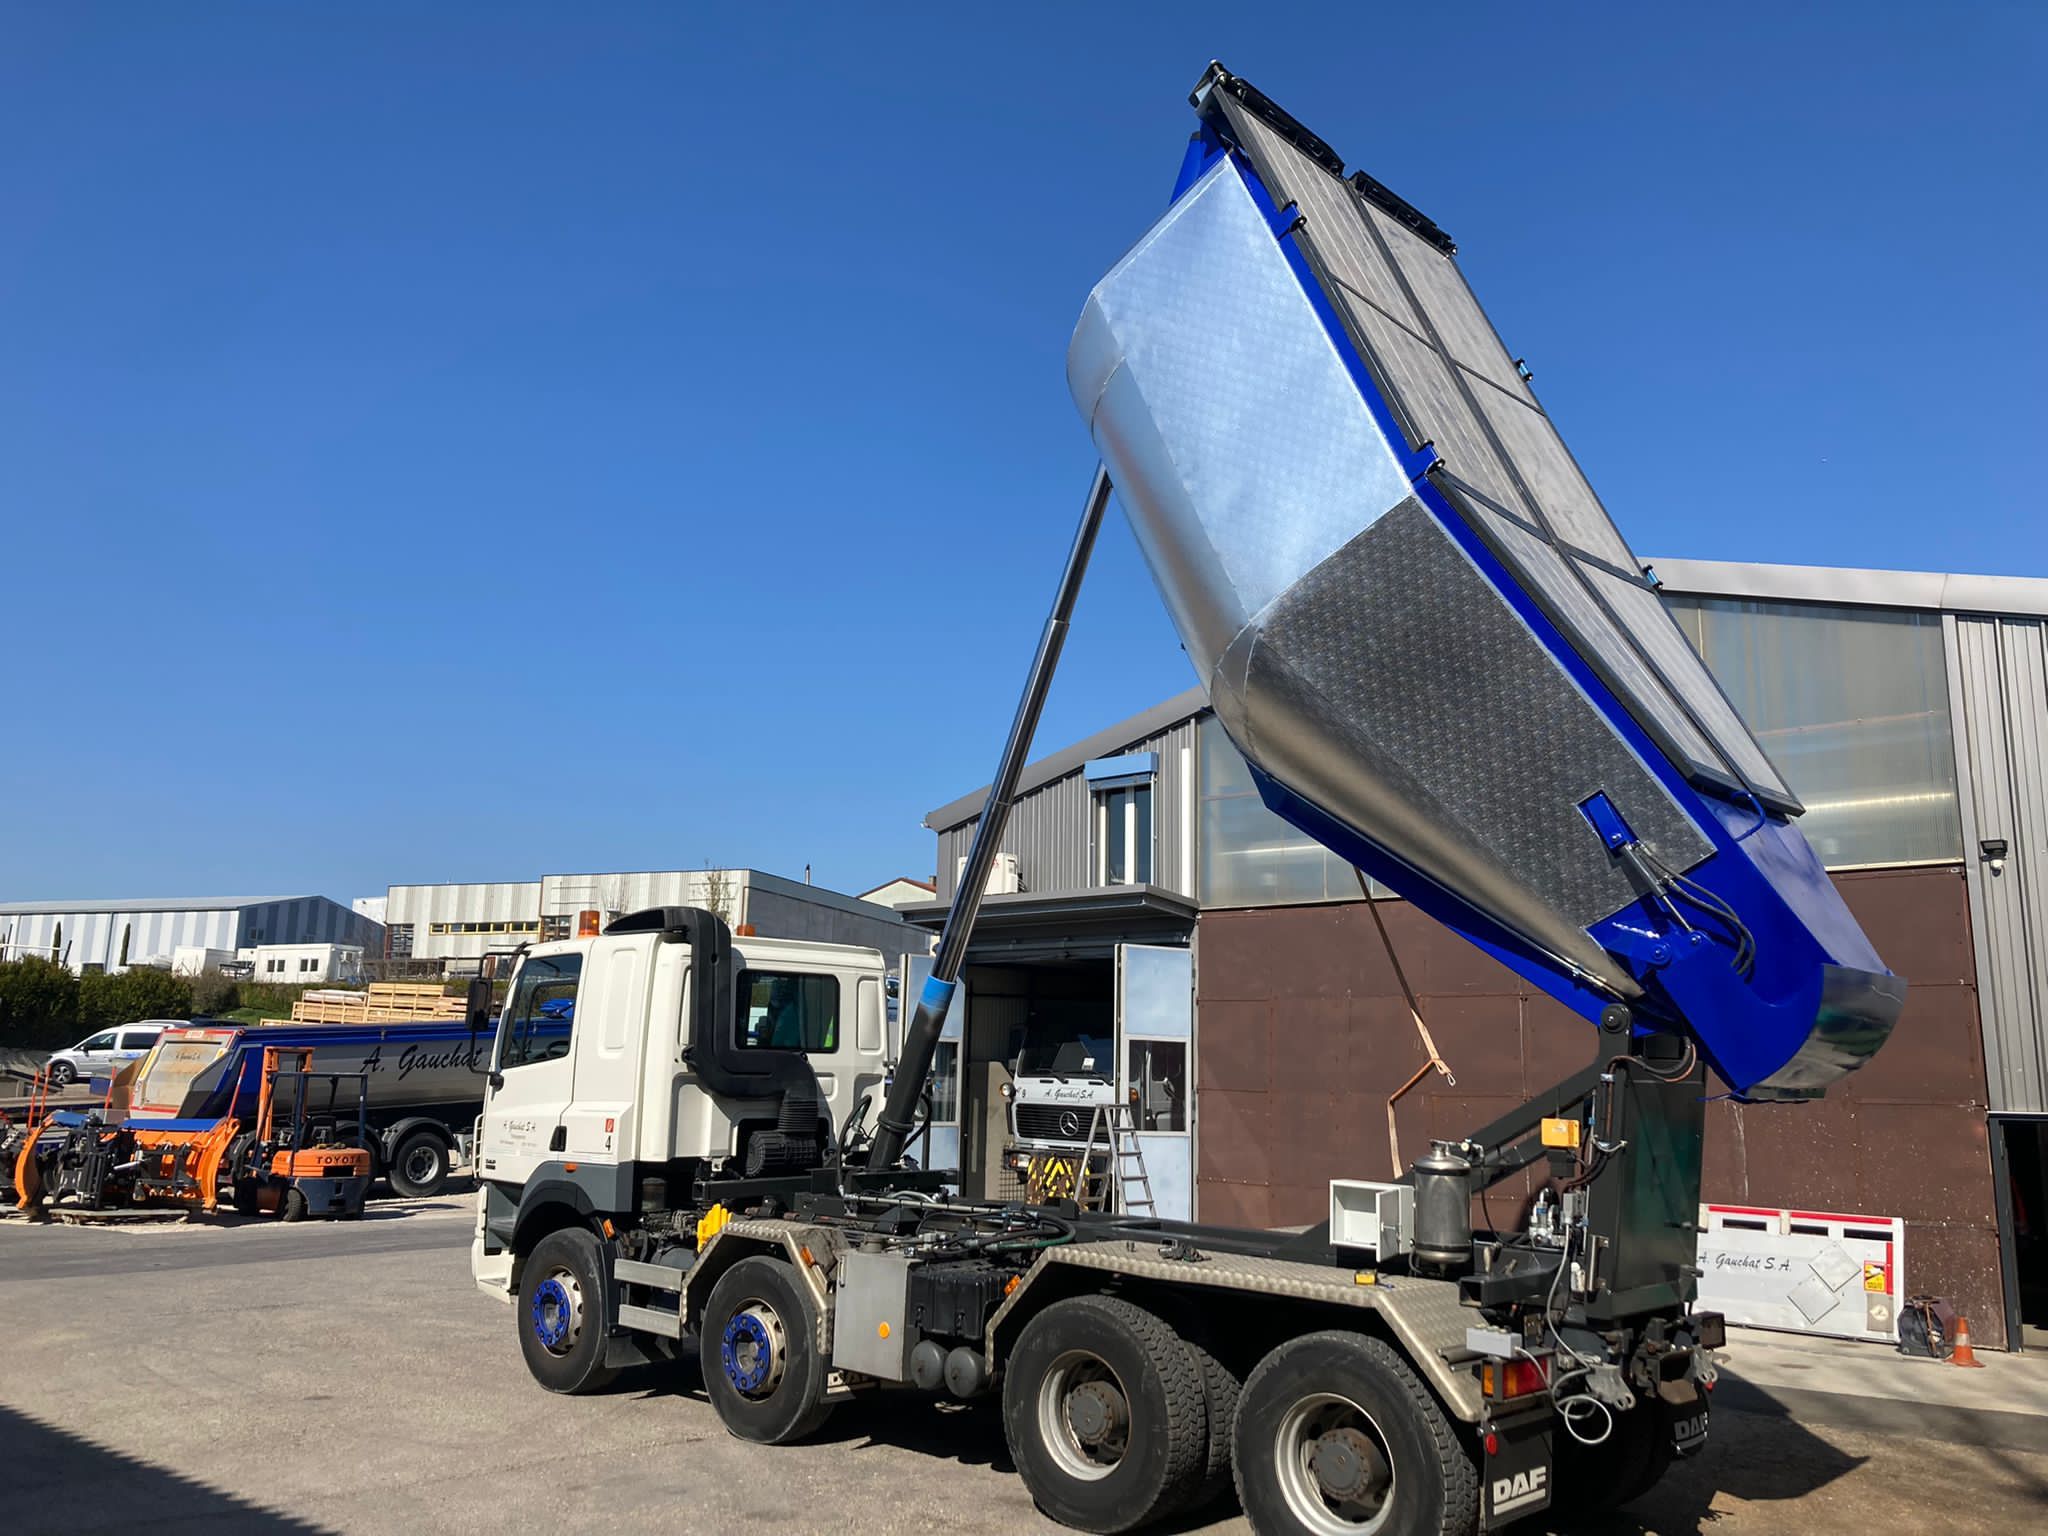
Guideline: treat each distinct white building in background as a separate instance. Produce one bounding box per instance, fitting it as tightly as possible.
[352,896,388,926]
[855,876,938,911]
[246,942,365,985]
[0,896,382,975]
[384,868,928,970]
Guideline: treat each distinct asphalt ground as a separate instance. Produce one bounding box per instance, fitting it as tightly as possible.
[3,1199,2044,1535]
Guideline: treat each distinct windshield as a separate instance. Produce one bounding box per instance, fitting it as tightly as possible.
[132,1031,235,1113]
[1015,1030,1113,1080]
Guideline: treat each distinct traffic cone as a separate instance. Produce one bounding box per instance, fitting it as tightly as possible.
[1950,1316,1986,1368]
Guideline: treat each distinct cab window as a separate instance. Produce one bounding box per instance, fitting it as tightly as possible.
[737,971,838,1053]
[501,954,581,1069]
[78,1031,117,1053]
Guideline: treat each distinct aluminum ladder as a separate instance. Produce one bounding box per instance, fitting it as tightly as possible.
[1081,1100,1156,1217]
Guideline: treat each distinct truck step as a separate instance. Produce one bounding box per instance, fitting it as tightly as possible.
[616,1301,683,1338]
[615,1257,690,1288]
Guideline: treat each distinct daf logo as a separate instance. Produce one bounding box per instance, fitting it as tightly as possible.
[1059,1110,1083,1138]
[1491,1466,1548,1515]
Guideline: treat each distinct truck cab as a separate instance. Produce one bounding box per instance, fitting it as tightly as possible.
[472,912,896,1298]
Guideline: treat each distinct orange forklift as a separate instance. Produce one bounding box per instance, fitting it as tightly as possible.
[229,1046,372,1221]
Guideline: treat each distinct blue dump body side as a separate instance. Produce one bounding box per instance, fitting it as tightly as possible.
[1068,69,1903,1100]
[140,1019,558,1124]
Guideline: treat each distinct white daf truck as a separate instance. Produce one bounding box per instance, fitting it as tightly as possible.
[468,63,1908,1536]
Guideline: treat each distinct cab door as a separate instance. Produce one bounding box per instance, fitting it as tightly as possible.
[562,937,645,1161]
[477,950,581,1187]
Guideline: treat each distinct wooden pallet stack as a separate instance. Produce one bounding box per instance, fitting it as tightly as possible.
[282,982,465,1025]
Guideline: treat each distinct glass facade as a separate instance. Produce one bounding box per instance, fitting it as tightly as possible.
[1664,597,1962,869]
[1198,596,1962,907]
[1199,715,1390,906]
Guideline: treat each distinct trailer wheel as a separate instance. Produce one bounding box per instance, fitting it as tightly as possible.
[1233,1330,1476,1536]
[387,1128,450,1198]
[518,1228,620,1395]
[701,1255,834,1444]
[1003,1295,1207,1533]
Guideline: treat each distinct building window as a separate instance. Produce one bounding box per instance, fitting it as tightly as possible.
[541,914,570,943]
[299,958,317,973]
[1127,1039,1188,1133]
[388,924,413,960]
[737,971,839,1053]
[1095,783,1154,886]
[1664,597,1962,868]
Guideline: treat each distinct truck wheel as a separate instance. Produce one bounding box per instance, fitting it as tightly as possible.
[387,1129,450,1198]
[518,1228,620,1395]
[1233,1330,1477,1536]
[1003,1294,1207,1533]
[701,1255,834,1444]
[1176,1321,1243,1512]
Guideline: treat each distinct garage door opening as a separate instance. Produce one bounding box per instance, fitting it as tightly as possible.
[1995,1115,2048,1350]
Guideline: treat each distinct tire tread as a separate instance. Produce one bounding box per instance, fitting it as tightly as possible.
[1005,1293,1209,1534]
[1233,1329,1477,1536]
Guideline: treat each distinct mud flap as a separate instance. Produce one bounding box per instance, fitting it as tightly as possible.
[1661,1377,1710,1457]
[1480,1413,1552,1530]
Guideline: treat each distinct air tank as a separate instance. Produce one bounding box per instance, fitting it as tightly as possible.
[1410,1142,1474,1271]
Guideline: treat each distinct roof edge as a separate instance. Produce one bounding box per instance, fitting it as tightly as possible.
[1647,557,2048,618]
[923,686,1208,831]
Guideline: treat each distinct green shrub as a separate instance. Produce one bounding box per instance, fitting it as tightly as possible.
[188,970,240,1018]
[0,956,82,1049]
[234,980,319,1021]
[77,967,194,1029]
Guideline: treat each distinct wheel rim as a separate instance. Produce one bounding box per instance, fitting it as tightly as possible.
[1037,1348,1132,1482]
[530,1266,585,1356]
[722,1299,788,1399]
[400,1142,441,1187]
[1273,1392,1396,1534]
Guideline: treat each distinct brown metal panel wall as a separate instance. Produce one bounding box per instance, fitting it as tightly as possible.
[933,718,1199,902]
[1194,866,2009,1345]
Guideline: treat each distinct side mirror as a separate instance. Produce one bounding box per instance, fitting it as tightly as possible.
[465,978,501,1086]
[465,976,494,1036]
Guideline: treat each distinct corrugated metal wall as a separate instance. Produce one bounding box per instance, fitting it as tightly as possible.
[1948,614,2048,1113]
[0,897,378,973]
[385,882,544,961]
[2,908,241,970]
[934,716,1201,901]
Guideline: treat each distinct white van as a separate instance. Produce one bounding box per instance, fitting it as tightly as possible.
[45,1021,176,1087]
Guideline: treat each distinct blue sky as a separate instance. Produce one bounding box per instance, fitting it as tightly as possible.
[2,4,2041,906]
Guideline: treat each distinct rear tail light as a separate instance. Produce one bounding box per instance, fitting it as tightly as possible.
[1479,1355,1551,1401]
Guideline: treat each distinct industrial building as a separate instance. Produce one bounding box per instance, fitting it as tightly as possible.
[384,868,927,970]
[916,557,2048,1351]
[0,895,382,976]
